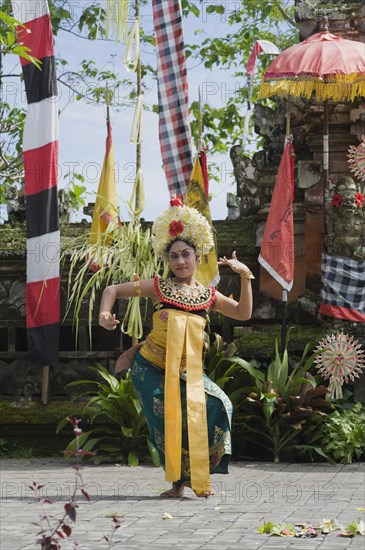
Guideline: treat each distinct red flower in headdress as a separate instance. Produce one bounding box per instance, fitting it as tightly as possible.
[355,192,364,208]
[169,220,184,236]
[331,194,342,207]
[170,195,183,207]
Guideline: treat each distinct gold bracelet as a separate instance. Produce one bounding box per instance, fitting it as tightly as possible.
[99,310,112,318]
[240,270,255,280]
[132,274,142,296]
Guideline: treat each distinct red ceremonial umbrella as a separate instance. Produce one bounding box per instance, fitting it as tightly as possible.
[259,19,365,191]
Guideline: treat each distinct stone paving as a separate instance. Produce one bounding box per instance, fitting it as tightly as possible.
[0,459,364,549]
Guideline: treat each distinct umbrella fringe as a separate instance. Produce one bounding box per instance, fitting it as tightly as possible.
[260,77,365,102]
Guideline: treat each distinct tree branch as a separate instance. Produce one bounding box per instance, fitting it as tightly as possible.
[58,27,155,56]
[58,26,109,40]
[274,1,297,28]
[0,121,24,132]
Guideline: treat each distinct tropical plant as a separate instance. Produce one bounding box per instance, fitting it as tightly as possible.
[233,339,333,462]
[203,332,265,409]
[0,9,42,66]
[312,402,365,464]
[59,175,87,221]
[1,8,41,205]
[57,363,160,467]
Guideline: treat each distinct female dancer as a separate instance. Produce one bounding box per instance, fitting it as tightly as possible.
[99,198,253,497]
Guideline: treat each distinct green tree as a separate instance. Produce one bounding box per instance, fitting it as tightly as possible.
[0,7,42,64]
[186,0,297,152]
[1,0,297,211]
[1,4,42,203]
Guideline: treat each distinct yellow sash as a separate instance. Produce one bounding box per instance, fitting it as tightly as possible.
[164,310,210,495]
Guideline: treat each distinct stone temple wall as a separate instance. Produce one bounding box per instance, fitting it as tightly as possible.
[0,218,364,402]
[0,220,264,398]
[0,1,364,401]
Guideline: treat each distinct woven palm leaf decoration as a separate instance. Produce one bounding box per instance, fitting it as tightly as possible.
[348,136,365,182]
[314,332,365,399]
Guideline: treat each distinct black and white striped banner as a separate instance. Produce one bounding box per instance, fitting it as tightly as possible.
[12,0,60,367]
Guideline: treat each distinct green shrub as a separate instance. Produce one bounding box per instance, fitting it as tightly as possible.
[57,363,160,466]
[204,333,265,409]
[315,403,365,464]
[234,340,333,462]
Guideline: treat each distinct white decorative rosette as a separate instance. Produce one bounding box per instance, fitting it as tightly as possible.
[314,332,365,399]
[152,196,214,261]
[348,136,365,182]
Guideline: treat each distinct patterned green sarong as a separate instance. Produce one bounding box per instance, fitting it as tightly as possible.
[131,351,232,482]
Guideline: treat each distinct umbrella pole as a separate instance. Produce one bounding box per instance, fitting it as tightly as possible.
[281,288,288,356]
[322,100,329,248]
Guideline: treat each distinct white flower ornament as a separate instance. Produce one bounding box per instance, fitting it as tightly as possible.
[152,196,214,261]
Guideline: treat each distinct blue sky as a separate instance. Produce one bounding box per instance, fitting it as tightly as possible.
[4,2,250,222]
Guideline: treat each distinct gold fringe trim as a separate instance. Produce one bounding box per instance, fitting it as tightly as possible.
[259,75,365,102]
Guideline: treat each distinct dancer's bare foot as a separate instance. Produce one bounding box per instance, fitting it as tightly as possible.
[184,481,215,498]
[160,482,185,498]
[160,481,215,498]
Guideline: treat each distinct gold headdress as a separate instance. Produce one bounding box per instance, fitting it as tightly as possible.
[152,196,214,261]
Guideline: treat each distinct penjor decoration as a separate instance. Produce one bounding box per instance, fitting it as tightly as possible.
[314,332,365,399]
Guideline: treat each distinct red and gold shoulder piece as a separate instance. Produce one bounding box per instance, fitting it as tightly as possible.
[154,276,215,311]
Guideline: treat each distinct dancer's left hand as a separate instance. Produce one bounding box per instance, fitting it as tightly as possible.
[218,251,251,276]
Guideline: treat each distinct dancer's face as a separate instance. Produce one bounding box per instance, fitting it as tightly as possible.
[167,241,198,278]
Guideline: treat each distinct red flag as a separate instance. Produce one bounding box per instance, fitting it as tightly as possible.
[258,139,294,291]
[243,40,280,147]
[12,0,60,368]
[245,39,280,75]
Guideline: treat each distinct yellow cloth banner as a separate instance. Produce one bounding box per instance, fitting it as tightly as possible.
[184,157,219,286]
[164,310,210,495]
[89,121,119,246]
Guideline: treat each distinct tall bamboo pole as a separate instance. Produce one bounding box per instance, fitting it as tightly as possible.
[131,0,142,347]
[105,82,111,124]
[197,86,202,154]
[135,0,142,218]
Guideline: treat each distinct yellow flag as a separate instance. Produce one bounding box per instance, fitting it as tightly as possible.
[89,120,119,246]
[184,155,219,286]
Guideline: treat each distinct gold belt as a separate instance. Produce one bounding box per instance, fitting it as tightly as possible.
[141,334,187,371]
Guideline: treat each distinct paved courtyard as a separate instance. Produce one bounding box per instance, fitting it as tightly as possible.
[0,459,364,549]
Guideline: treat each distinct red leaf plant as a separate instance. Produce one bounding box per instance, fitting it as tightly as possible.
[30,418,121,548]
[101,516,122,547]
[29,419,90,549]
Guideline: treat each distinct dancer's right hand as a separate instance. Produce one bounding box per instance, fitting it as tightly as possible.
[99,311,120,330]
